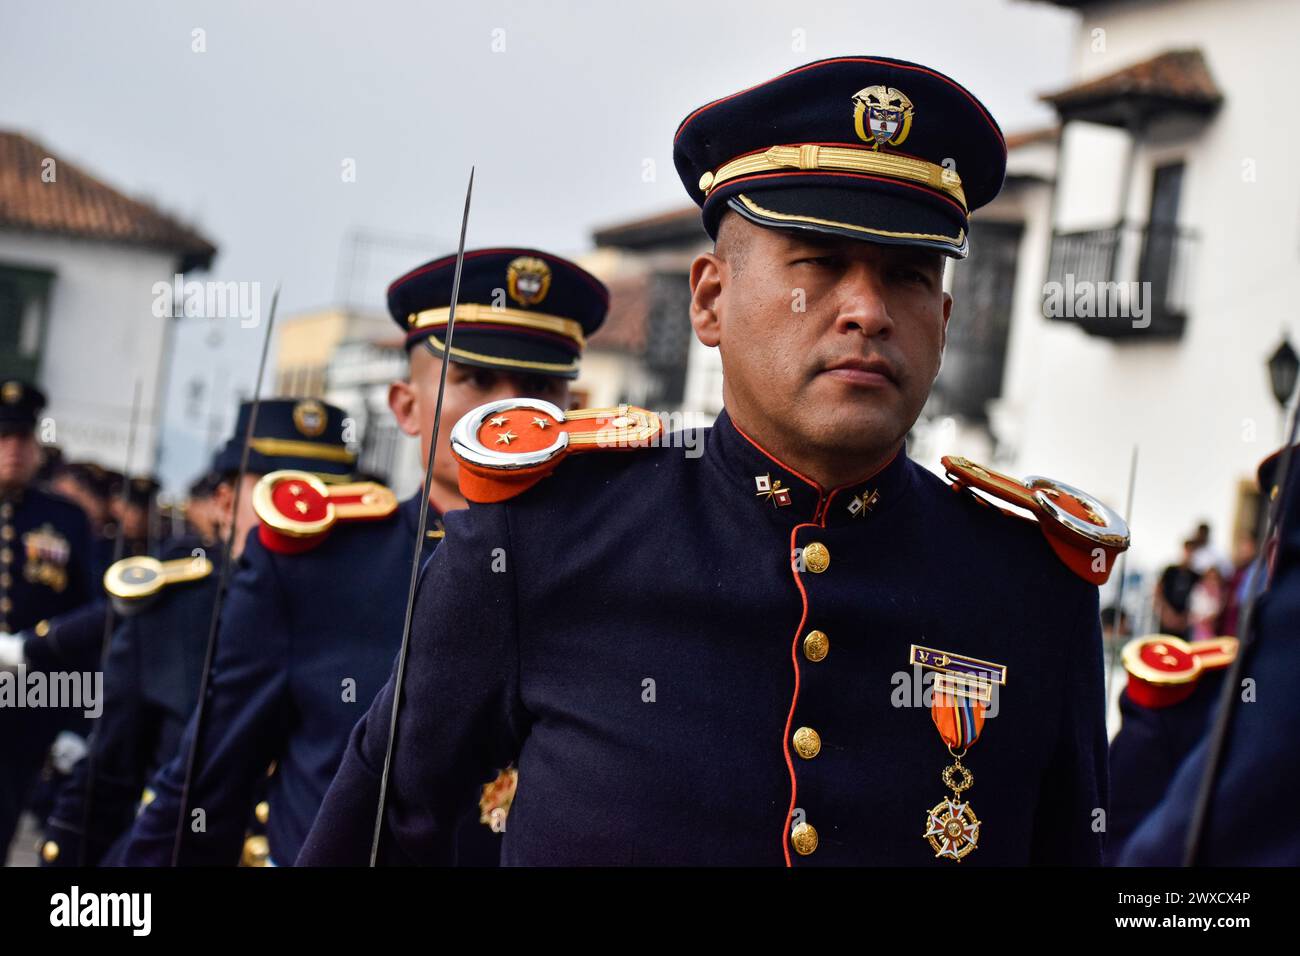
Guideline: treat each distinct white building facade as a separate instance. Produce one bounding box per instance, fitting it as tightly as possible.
[916,0,1298,600]
[0,131,216,474]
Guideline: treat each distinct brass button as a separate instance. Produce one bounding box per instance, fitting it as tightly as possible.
[0,597,12,613]
[0,572,11,587]
[1,526,12,541]
[241,834,271,867]
[34,619,49,638]
[793,726,822,759]
[790,822,819,856]
[1,547,11,564]
[803,541,830,573]
[803,630,829,662]
[41,841,59,863]
[255,800,270,825]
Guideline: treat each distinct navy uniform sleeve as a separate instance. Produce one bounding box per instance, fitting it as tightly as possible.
[120,530,293,865]
[65,506,93,609]
[1029,578,1107,864]
[43,615,155,866]
[298,501,522,866]
[1104,675,1222,864]
[1120,552,1300,864]
[22,599,108,674]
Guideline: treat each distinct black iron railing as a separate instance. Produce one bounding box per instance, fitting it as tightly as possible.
[1043,222,1196,338]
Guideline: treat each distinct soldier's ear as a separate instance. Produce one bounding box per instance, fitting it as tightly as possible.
[689,252,724,348]
[387,380,420,438]
[940,291,952,351]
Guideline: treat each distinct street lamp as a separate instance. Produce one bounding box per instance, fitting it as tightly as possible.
[1268,335,1299,410]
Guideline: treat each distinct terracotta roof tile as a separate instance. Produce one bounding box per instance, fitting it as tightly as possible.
[0,131,217,269]
[1004,126,1060,150]
[1041,49,1222,117]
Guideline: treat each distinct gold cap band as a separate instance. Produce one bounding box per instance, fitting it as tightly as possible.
[248,437,357,464]
[699,143,967,212]
[408,303,587,349]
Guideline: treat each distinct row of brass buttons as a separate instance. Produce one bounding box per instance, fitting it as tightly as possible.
[793,543,829,856]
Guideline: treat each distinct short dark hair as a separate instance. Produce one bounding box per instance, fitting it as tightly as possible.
[713,209,751,278]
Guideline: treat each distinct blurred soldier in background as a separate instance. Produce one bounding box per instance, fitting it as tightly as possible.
[0,380,95,862]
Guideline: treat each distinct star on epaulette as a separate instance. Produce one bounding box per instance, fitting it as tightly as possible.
[452,399,662,503]
[253,470,399,555]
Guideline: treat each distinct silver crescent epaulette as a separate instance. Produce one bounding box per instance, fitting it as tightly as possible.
[942,455,1130,585]
[451,399,661,503]
[103,553,214,616]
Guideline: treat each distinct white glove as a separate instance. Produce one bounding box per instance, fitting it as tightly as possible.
[0,632,23,669]
[50,732,89,774]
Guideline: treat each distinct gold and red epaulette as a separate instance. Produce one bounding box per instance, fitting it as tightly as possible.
[451,400,661,503]
[252,470,398,555]
[1121,634,1238,709]
[941,455,1130,585]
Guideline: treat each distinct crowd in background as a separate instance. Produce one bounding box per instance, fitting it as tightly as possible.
[1153,522,1258,642]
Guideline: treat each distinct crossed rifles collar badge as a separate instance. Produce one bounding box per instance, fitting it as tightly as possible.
[910,644,1008,862]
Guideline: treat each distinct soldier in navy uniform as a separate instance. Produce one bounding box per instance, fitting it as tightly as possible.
[302,56,1130,867]
[37,400,361,866]
[1119,445,1300,865]
[184,470,223,543]
[120,248,606,866]
[1104,631,1236,864]
[0,380,95,862]
[1,471,165,844]
[114,475,160,557]
[47,462,115,578]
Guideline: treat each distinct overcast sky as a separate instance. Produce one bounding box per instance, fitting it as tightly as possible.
[1,0,1078,488]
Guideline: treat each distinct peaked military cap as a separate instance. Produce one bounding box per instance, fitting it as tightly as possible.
[103,468,126,499]
[1257,443,1298,502]
[387,247,609,379]
[123,475,161,507]
[187,470,223,500]
[0,379,46,434]
[673,55,1007,257]
[213,398,356,479]
[63,461,111,499]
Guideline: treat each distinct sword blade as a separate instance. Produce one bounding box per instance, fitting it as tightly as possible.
[170,282,281,866]
[370,166,475,865]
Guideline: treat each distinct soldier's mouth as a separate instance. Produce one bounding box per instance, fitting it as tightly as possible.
[819,357,899,388]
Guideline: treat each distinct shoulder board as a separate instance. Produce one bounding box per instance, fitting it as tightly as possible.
[451,400,661,503]
[1121,634,1239,708]
[941,455,1130,585]
[104,553,214,616]
[253,470,398,555]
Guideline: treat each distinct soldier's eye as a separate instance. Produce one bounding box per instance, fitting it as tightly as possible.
[891,267,932,288]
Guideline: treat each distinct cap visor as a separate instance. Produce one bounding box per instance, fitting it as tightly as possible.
[713,180,969,257]
[413,327,581,379]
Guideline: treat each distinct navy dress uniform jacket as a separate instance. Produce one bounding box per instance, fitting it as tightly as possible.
[0,487,94,857]
[119,494,475,866]
[42,536,217,866]
[0,487,93,633]
[302,410,1107,866]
